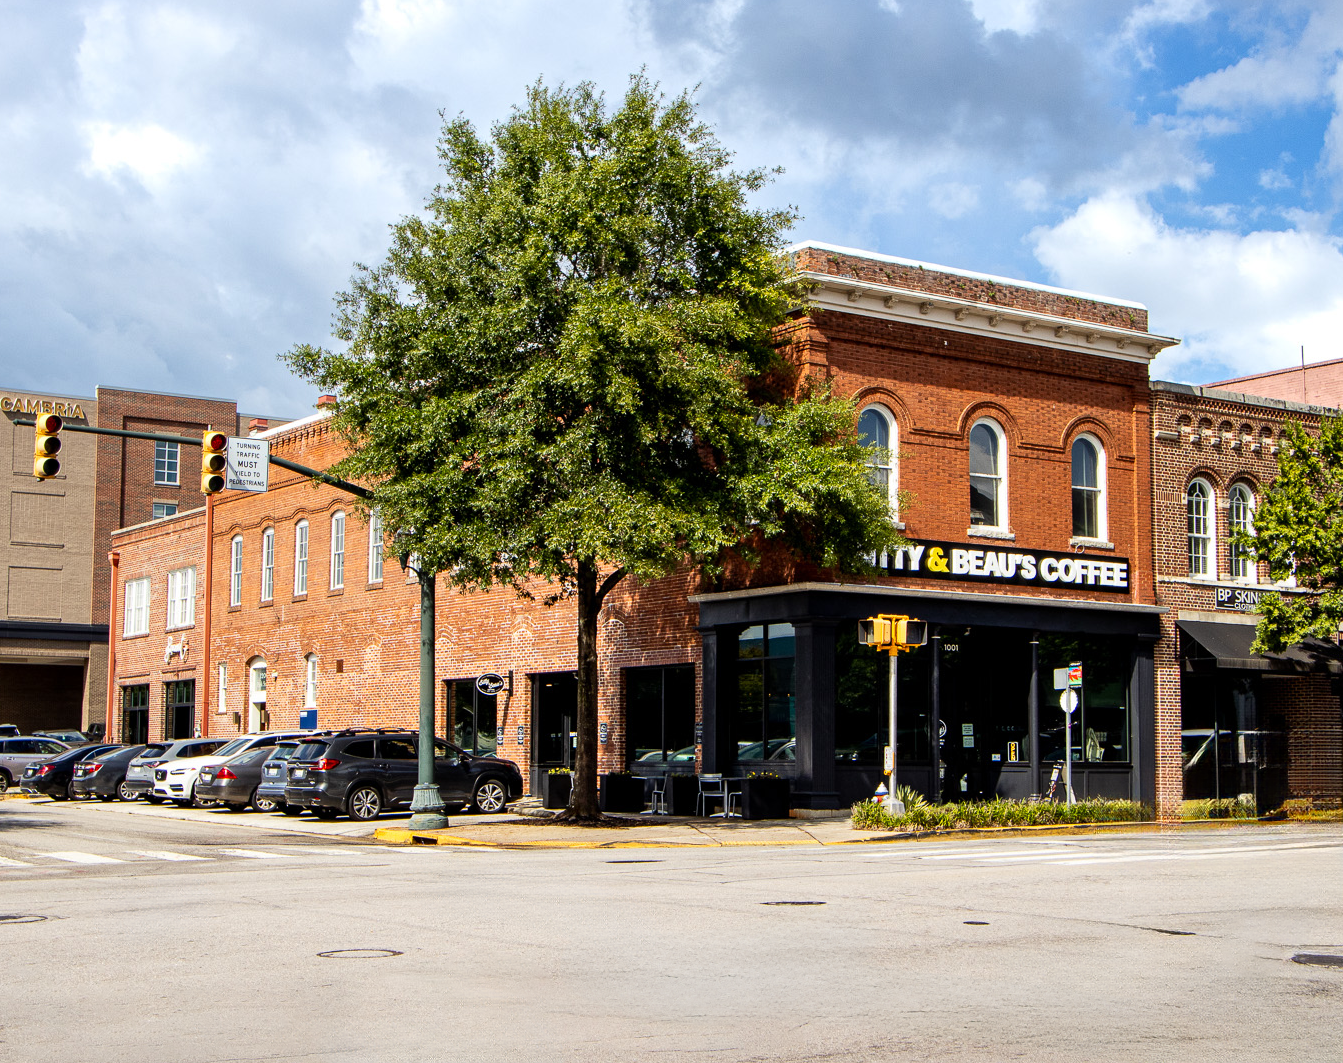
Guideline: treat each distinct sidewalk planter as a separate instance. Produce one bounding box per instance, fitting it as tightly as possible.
[666,773,699,815]
[542,773,572,810]
[600,773,646,814]
[740,776,791,820]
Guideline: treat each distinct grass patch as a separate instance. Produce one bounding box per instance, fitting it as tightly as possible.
[852,797,1151,832]
[1180,796,1256,820]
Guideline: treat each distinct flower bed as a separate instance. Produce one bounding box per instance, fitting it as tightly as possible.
[852,796,1152,831]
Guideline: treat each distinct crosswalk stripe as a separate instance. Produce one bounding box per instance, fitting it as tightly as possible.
[212,848,287,859]
[0,855,33,866]
[41,851,124,864]
[127,850,210,862]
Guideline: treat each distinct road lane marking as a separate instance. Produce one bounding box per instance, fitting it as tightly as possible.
[0,856,33,866]
[127,850,211,862]
[923,848,1076,861]
[41,851,124,864]
[212,848,288,859]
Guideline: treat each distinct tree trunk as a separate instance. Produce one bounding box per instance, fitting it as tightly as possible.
[571,559,602,819]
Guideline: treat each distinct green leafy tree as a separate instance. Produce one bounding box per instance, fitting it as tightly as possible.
[286,77,903,820]
[1245,418,1343,652]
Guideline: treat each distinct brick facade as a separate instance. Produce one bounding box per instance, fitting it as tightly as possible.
[1150,381,1343,811]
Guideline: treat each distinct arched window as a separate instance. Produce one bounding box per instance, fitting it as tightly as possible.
[294,519,309,596]
[260,527,274,602]
[1229,483,1255,582]
[368,509,384,583]
[1187,479,1214,578]
[857,405,897,514]
[969,419,1006,529]
[330,511,346,590]
[229,535,243,607]
[1071,435,1106,540]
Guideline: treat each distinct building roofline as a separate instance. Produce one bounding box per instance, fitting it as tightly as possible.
[96,384,240,406]
[1152,379,1343,417]
[1208,354,1343,387]
[112,506,206,538]
[786,240,1148,311]
[257,409,330,440]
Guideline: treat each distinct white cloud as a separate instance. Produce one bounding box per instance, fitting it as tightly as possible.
[1123,0,1212,38]
[1031,193,1343,381]
[929,182,980,218]
[967,0,1042,35]
[1258,167,1293,190]
[82,121,200,187]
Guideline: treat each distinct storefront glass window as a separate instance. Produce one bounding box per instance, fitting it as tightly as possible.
[834,621,931,765]
[938,628,1032,798]
[447,679,497,755]
[625,665,696,768]
[1037,635,1131,764]
[735,624,795,762]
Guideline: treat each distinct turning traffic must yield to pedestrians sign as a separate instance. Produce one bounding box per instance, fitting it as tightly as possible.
[225,436,270,493]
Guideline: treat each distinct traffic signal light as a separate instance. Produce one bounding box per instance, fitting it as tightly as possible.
[32,413,62,479]
[201,430,228,494]
[858,614,928,654]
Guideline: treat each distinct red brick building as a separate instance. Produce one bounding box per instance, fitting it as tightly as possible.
[1150,381,1343,812]
[107,241,1186,810]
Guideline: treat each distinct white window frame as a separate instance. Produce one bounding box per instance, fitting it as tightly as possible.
[261,527,275,602]
[330,511,346,590]
[154,440,180,486]
[1229,483,1256,582]
[968,417,1008,532]
[1187,479,1214,579]
[857,404,898,517]
[229,536,243,607]
[166,566,197,630]
[305,653,318,709]
[294,520,309,596]
[152,502,178,520]
[217,663,228,717]
[123,577,150,637]
[1070,433,1107,542]
[368,510,384,583]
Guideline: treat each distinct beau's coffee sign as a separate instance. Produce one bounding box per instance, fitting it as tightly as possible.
[880,540,1130,594]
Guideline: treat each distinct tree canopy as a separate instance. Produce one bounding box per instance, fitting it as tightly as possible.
[286,76,903,817]
[1247,417,1343,653]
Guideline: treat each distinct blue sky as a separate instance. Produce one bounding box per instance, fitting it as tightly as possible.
[3,0,1342,413]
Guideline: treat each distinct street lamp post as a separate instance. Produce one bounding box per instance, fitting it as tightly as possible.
[404,557,447,830]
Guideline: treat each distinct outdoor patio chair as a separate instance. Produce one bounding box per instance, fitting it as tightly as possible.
[696,773,728,817]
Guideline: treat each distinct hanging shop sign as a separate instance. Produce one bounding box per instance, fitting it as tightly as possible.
[476,672,506,696]
[878,540,1130,594]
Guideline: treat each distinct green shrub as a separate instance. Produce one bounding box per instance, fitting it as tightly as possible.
[1181,796,1256,820]
[852,796,1152,832]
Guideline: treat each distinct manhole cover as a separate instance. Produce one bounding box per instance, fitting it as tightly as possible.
[316,949,402,959]
[0,915,47,925]
[762,901,826,906]
[606,859,663,864]
[964,920,990,925]
[1293,953,1343,968]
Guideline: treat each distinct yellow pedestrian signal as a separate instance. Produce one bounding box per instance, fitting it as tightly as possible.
[201,430,228,494]
[859,613,927,654]
[32,412,63,480]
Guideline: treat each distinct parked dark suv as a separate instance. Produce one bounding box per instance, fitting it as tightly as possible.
[283,729,524,821]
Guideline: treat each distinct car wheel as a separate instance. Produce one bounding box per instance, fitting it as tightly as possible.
[472,777,508,814]
[251,790,278,813]
[279,803,304,816]
[347,786,382,821]
[117,779,136,801]
[0,771,10,794]
[313,807,340,820]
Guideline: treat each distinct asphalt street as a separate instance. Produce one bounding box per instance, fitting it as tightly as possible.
[2,800,1341,1062]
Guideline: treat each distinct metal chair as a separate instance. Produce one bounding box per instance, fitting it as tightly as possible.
[724,779,743,818]
[696,773,728,817]
[647,774,670,815]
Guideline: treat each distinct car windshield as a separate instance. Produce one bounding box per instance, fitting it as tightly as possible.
[138,745,170,760]
[292,741,329,760]
[209,739,250,758]
[267,743,300,762]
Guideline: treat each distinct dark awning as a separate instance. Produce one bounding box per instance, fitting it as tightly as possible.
[1177,620,1343,674]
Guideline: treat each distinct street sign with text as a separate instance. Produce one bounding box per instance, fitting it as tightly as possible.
[225,437,270,493]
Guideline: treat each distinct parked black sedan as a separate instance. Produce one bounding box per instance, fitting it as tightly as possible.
[194,746,283,811]
[71,745,148,801]
[23,744,120,799]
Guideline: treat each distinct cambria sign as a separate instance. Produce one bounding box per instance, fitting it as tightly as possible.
[878,540,1130,593]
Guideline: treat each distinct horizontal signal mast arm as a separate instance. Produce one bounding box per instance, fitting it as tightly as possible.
[11,418,373,501]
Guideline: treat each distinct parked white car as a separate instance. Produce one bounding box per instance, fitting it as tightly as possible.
[151,731,314,807]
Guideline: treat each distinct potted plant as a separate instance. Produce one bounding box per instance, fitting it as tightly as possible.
[740,772,790,820]
[542,768,572,810]
[600,771,646,813]
[665,773,700,815]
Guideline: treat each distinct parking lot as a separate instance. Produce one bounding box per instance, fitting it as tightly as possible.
[2,797,1341,1063]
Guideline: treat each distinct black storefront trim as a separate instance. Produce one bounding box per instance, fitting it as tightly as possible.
[0,620,109,644]
[694,582,1161,810]
[1177,620,1343,674]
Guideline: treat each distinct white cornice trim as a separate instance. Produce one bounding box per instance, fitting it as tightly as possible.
[796,271,1180,365]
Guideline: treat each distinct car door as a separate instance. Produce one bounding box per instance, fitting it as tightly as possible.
[374,737,419,807]
[429,739,473,804]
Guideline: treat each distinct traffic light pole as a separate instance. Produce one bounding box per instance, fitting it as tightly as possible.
[888,650,898,808]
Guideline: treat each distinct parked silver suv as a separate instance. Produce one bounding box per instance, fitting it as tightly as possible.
[0,737,70,792]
